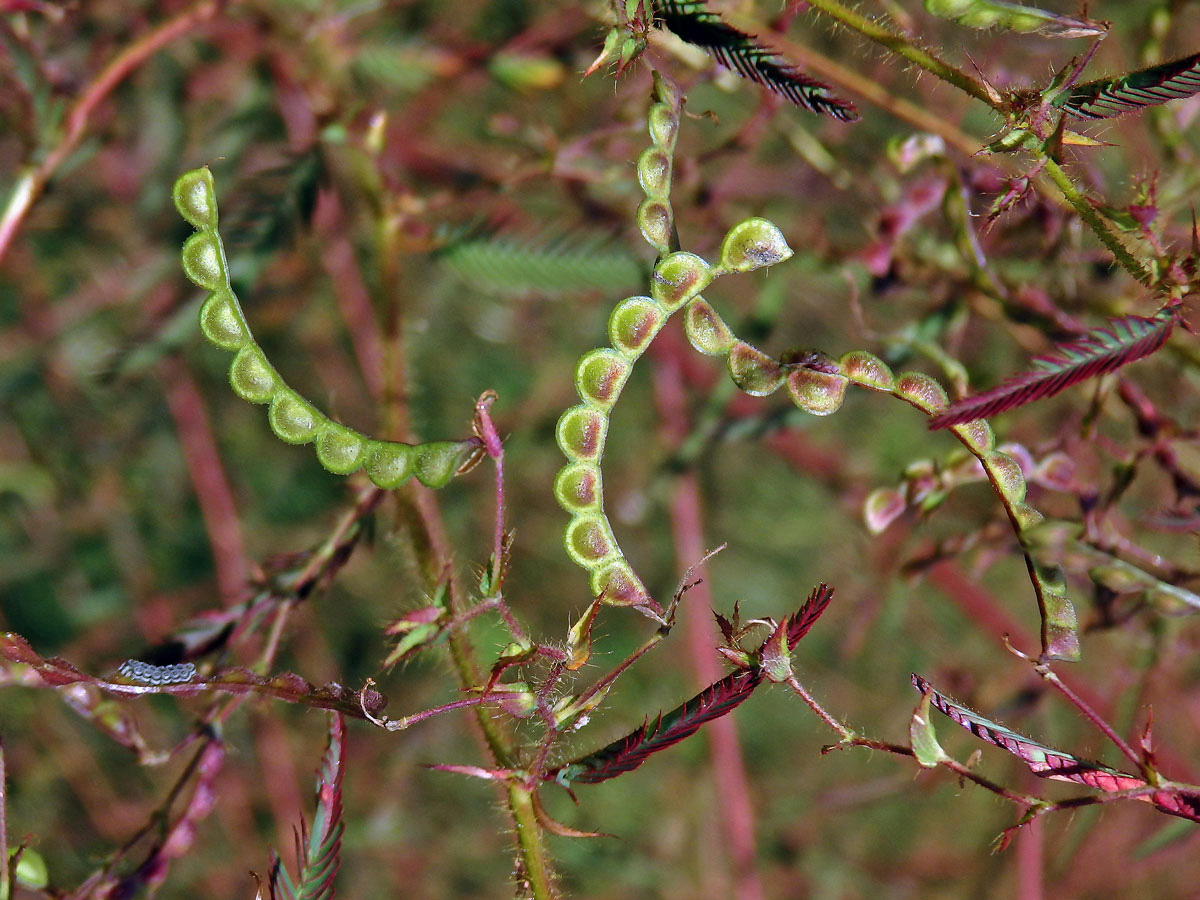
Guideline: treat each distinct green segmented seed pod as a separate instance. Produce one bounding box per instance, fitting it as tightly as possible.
[609,297,666,357]
[787,367,848,415]
[684,298,735,356]
[173,168,477,488]
[838,350,895,392]
[575,349,632,409]
[923,0,1103,35]
[554,462,603,515]
[950,419,995,455]
[893,372,950,415]
[717,217,793,274]
[556,405,609,462]
[984,450,1026,504]
[651,252,713,309]
[637,199,675,251]
[555,80,806,615]
[636,147,673,197]
[727,342,784,397]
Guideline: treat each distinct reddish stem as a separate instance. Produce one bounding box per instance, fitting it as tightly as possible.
[0,1,222,267]
[653,343,766,900]
[160,356,249,603]
[314,188,387,402]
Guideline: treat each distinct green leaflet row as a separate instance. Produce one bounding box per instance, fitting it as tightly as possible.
[173,168,475,489]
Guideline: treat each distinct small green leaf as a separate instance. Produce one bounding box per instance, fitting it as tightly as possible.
[910,690,950,768]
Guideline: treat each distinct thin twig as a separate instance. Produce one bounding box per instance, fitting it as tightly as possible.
[0,1,222,267]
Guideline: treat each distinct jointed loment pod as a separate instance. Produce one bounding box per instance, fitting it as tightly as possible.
[173,167,479,489]
[554,76,795,615]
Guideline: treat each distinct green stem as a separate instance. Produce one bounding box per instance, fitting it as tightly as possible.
[507,785,558,899]
[803,0,997,108]
[1038,154,1152,285]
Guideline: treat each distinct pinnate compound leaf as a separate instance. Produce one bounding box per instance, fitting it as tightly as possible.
[1058,52,1200,120]
[272,713,346,900]
[650,1,858,121]
[549,586,833,787]
[785,583,835,649]
[436,230,644,297]
[549,668,763,786]
[929,309,1176,429]
[912,675,1200,822]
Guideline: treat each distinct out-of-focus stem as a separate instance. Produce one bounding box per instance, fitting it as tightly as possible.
[161,356,249,604]
[0,1,221,267]
[1039,155,1151,285]
[803,0,997,107]
[654,347,765,900]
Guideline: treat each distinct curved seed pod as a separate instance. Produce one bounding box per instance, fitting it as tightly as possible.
[576,350,632,410]
[637,147,673,197]
[727,342,783,397]
[637,73,682,255]
[609,296,667,358]
[199,290,252,350]
[893,372,950,415]
[838,350,895,392]
[564,515,620,568]
[555,94,801,616]
[652,252,713,310]
[679,326,1079,661]
[554,462,603,515]
[590,559,650,607]
[173,168,477,488]
[787,367,848,415]
[950,419,995,455]
[637,199,675,252]
[556,405,609,462]
[983,450,1026,504]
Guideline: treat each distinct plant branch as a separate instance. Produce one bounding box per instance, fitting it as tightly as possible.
[1037,153,1152,285]
[802,0,997,108]
[0,0,222,268]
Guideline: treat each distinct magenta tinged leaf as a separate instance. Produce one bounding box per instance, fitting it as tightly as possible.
[912,675,1200,822]
[272,713,346,900]
[930,309,1175,429]
[549,668,763,786]
[785,583,835,649]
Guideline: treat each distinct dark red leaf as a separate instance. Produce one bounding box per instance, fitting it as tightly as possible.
[930,309,1176,429]
[912,675,1200,823]
[549,668,763,786]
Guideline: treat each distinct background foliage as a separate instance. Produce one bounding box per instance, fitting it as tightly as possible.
[3,1,1200,897]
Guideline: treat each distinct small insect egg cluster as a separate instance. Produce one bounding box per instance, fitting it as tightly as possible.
[173,168,475,489]
[117,660,198,685]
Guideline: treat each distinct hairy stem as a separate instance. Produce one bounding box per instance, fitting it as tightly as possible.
[1038,154,1152,285]
[507,784,559,900]
[803,0,996,107]
[0,0,221,267]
